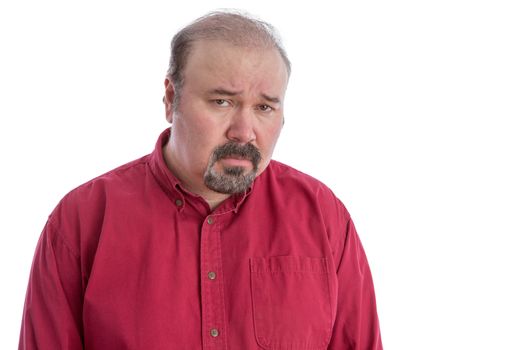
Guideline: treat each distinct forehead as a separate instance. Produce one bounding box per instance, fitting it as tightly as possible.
[182,40,289,95]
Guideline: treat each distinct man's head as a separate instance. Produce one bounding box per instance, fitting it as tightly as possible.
[162,11,291,200]
[166,11,291,109]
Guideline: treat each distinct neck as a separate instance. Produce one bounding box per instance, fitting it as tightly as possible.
[205,196,229,210]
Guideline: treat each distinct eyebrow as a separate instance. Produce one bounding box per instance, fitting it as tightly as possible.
[208,88,241,96]
[261,94,281,104]
[208,88,281,105]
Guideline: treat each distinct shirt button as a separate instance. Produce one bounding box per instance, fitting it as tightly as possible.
[175,199,183,207]
[208,271,217,280]
[210,328,219,337]
[207,217,214,225]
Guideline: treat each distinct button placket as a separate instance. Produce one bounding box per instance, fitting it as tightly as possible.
[200,214,227,348]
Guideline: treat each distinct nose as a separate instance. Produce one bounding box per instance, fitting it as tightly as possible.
[226,107,256,144]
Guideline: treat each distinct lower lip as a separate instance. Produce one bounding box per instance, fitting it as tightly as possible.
[220,158,252,168]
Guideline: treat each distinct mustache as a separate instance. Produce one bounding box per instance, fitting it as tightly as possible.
[211,142,262,167]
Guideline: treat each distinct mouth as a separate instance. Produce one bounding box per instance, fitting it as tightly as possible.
[219,156,253,168]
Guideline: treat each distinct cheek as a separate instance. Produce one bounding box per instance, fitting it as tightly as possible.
[172,119,215,170]
[265,123,283,149]
[182,126,215,164]
[257,123,283,161]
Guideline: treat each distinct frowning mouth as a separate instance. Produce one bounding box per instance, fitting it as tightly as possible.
[211,142,262,171]
[219,157,253,168]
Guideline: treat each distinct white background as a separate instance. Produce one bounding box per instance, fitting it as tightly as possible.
[1,0,524,349]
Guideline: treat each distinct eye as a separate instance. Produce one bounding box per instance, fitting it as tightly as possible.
[213,99,230,107]
[257,104,273,112]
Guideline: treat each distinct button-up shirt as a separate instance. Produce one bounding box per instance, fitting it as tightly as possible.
[19,129,382,349]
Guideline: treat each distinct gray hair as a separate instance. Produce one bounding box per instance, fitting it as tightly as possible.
[166,10,291,107]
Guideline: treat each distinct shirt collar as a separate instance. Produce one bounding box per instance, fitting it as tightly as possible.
[147,128,253,214]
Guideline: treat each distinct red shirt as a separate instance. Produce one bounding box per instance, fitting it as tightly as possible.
[19,129,382,350]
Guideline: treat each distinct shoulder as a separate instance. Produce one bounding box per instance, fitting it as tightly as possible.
[263,160,328,189]
[70,155,151,198]
[57,154,150,209]
[258,160,351,221]
[263,160,340,197]
[46,154,151,248]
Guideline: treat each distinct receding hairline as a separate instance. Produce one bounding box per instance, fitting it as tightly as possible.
[167,10,291,79]
[187,37,289,72]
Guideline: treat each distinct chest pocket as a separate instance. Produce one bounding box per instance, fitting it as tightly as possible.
[250,256,332,350]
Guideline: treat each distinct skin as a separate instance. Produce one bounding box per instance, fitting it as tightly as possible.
[162,39,289,209]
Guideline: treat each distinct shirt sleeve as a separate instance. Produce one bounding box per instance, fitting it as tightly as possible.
[328,218,383,350]
[19,220,84,350]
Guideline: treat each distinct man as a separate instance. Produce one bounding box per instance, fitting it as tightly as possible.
[19,11,382,350]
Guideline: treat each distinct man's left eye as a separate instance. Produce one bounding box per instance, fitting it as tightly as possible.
[258,105,273,112]
[214,99,229,107]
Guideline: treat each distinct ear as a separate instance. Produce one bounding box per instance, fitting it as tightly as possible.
[164,78,175,123]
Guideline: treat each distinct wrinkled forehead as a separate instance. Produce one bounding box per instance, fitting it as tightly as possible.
[187,39,288,76]
[183,40,289,95]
